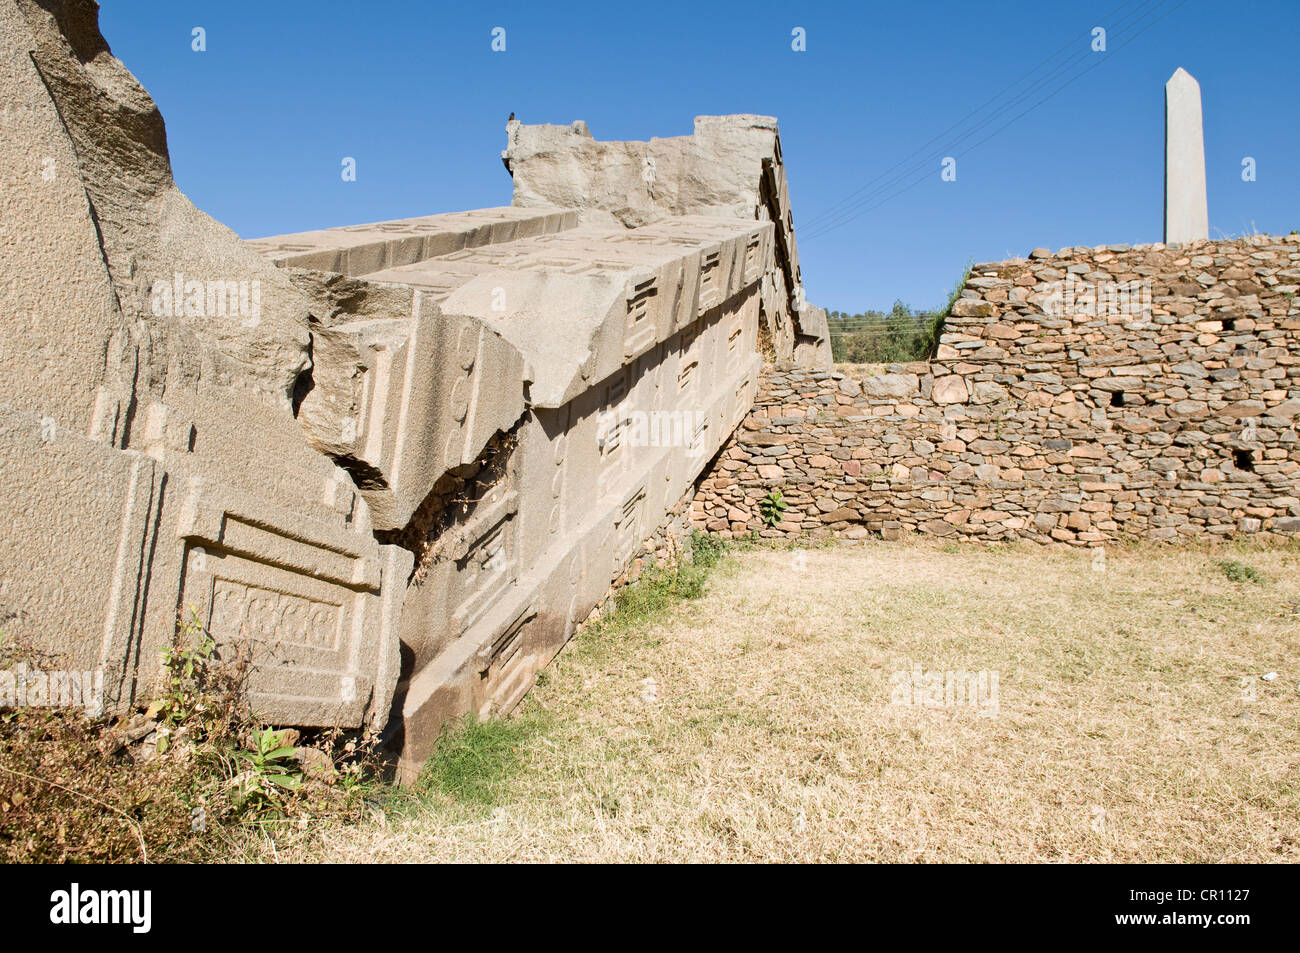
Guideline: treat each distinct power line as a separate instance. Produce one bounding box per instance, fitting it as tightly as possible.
[803,0,1191,243]
[802,0,1179,241]
[801,0,1191,243]
[825,318,939,326]
[798,0,1151,233]
[799,0,1175,239]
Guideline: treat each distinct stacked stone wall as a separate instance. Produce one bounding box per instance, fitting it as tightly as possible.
[693,235,1300,544]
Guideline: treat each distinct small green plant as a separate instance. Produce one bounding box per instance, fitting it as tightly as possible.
[573,532,733,659]
[233,727,303,812]
[759,490,788,527]
[1216,559,1264,584]
[0,605,389,861]
[994,408,1009,440]
[940,260,975,319]
[687,528,729,571]
[152,610,219,753]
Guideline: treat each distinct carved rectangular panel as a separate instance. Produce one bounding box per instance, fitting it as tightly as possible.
[598,373,630,497]
[744,231,764,283]
[472,603,537,718]
[690,413,709,460]
[678,358,698,395]
[548,406,571,537]
[447,489,519,637]
[728,313,745,366]
[175,478,405,728]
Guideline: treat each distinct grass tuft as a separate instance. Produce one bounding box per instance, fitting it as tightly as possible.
[587,530,734,639]
[417,713,550,809]
[1216,558,1265,584]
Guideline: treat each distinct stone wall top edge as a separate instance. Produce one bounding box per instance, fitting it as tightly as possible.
[969,233,1300,271]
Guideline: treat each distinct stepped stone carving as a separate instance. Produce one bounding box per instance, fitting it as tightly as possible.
[0,0,826,776]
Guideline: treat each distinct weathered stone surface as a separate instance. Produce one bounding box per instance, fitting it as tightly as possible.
[860,373,919,398]
[257,210,773,775]
[503,114,832,370]
[0,1,828,774]
[0,0,408,729]
[950,299,995,318]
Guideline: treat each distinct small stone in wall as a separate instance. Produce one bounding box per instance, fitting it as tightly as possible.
[932,375,969,404]
[860,373,919,398]
[971,381,1008,403]
[822,507,860,522]
[950,298,996,318]
[921,519,956,536]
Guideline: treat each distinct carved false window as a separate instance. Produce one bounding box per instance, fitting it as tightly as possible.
[698,251,721,315]
[625,277,658,358]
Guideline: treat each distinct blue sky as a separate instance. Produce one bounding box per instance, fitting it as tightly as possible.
[99,0,1300,315]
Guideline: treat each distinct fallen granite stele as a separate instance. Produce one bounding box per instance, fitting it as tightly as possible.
[0,0,831,778]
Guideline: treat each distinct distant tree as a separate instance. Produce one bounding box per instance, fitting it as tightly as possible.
[828,264,971,365]
[828,299,943,364]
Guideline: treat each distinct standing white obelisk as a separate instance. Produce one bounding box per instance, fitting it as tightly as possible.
[1164,67,1209,244]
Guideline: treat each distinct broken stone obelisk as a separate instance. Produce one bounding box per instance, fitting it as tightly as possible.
[1164,67,1208,244]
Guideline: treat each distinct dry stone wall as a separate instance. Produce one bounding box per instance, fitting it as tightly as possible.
[694,235,1300,544]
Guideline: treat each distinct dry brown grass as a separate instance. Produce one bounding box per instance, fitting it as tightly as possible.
[272,537,1300,862]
